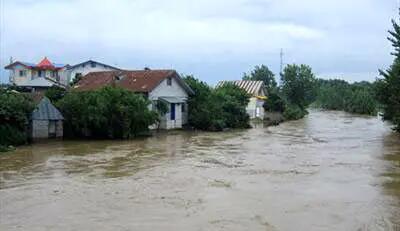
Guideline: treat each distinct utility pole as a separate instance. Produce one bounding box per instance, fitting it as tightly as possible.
[280,48,284,76]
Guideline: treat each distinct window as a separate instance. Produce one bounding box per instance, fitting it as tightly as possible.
[38,70,43,77]
[170,103,176,120]
[181,103,186,113]
[167,77,172,86]
[91,62,96,68]
[19,70,26,77]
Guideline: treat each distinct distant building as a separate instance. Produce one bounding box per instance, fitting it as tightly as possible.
[65,60,120,83]
[74,69,194,129]
[216,80,267,119]
[30,95,64,139]
[5,57,69,89]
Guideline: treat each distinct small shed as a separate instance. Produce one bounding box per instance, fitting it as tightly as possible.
[216,80,267,119]
[31,96,64,139]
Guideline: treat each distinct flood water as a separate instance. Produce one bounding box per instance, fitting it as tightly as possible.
[1,110,400,230]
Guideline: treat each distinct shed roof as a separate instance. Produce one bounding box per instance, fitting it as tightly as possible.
[159,96,185,103]
[31,97,64,120]
[216,80,265,97]
[74,70,194,95]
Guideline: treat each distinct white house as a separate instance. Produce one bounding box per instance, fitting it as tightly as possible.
[74,69,194,129]
[5,57,69,89]
[216,80,267,119]
[65,60,120,83]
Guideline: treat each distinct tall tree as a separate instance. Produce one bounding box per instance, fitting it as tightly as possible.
[376,12,400,131]
[243,65,277,93]
[281,64,317,110]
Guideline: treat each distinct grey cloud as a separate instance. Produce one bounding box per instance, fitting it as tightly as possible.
[0,0,397,83]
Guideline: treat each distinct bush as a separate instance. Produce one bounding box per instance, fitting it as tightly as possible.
[57,86,159,139]
[264,91,286,112]
[45,86,66,103]
[0,89,34,147]
[183,76,250,131]
[283,104,307,120]
[315,79,377,115]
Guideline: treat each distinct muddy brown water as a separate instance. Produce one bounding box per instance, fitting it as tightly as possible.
[1,110,400,230]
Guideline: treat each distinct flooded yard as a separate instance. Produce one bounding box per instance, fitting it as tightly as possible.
[0,110,400,230]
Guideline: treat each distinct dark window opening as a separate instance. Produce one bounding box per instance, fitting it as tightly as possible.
[74,73,82,81]
[167,77,172,86]
[170,103,176,120]
[38,70,43,77]
[91,62,96,68]
[19,70,26,77]
[181,103,186,112]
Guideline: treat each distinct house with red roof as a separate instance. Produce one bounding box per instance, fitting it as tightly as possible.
[5,57,69,90]
[74,69,194,129]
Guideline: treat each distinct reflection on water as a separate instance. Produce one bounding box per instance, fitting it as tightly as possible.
[0,110,400,230]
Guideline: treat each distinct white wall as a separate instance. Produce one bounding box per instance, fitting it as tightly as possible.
[149,77,189,129]
[9,64,32,85]
[8,64,68,86]
[66,63,118,83]
[148,77,188,100]
[246,97,265,119]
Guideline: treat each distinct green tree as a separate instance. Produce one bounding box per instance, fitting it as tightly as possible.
[376,13,400,131]
[183,75,250,131]
[57,87,158,138]
[243,65,277,93]
[45,86,66,103]
[0,89,34,147]
[281,64,318,110]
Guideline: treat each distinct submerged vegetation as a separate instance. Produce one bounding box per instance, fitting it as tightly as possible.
[0,89,34,150]
[183,75,250,131]
[314,79,377,115]
[57,86,159,139]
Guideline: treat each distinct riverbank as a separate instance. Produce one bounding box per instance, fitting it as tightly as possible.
[1,110,399,230]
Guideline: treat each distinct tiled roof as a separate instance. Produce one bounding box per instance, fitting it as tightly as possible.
[216,80,265,96]
[37,57,54,68]
[74,70,194,94]
[31,97,64,120]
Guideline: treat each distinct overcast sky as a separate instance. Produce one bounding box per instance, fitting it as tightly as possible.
[0,0,398,84]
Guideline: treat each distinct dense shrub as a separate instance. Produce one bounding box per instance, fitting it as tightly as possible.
[315,79,377,115]
[45,86,66,103]
[57,86,159,139]
[0,89,34,148]
[263,91,286,113]
[283,104,308,120]
[183,75,250,131]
